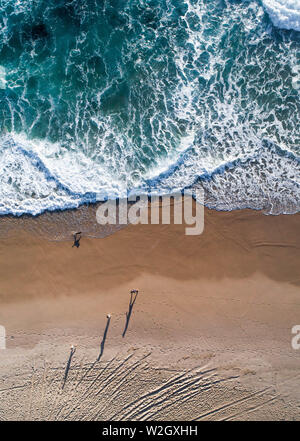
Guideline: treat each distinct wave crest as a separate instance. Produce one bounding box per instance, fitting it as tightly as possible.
[262,0,300,31]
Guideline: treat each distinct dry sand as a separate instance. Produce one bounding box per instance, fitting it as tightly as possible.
[0,207,299,420]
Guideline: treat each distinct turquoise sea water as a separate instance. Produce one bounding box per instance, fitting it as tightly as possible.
[0,0,299,216]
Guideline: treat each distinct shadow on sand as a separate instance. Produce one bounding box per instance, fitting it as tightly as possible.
[97,315,111,361]
[122,290,138,338]
[62,346,76,389]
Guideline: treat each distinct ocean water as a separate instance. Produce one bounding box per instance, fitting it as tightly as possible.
[0,0,299,217]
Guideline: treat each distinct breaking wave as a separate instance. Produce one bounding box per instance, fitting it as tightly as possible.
[0,0,299,218]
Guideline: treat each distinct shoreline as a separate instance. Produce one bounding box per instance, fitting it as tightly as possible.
[0,196,298,243]
[0,205,299,294]
[0,207,300,420]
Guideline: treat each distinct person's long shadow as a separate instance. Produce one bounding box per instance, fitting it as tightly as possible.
[62,346,76,389]
[122,290,138,338]
[97,315,111,361]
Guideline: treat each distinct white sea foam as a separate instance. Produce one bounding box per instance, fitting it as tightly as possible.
[0,132,132,216]
[0,66,6,89]
[262,0,300,31]
[1,128,299,217]
[0,0,299,218]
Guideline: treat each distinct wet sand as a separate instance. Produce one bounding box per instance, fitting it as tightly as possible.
[0,207,299,420]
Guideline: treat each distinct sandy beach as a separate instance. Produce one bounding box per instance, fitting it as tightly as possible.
[0,207,299,420]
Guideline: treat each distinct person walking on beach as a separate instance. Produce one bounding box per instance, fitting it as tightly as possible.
[72,232,82,248]
[122,289,139,338]
[62,344,76,389]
